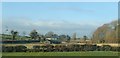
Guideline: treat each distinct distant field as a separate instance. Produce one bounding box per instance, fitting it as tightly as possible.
[2,51,119,56]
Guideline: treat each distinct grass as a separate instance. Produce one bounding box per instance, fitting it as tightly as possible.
[2,51,119,56]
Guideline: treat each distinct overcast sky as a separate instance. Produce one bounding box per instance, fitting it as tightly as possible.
[2,2,117,38]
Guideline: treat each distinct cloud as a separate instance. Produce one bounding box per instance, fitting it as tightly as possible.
[0,19,2,34]
[2,17,97,37]
[50,7,94,13]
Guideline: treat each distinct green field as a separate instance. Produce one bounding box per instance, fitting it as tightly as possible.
[2,51,119,56]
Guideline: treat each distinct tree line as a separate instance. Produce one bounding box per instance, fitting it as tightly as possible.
[2,29,88,43]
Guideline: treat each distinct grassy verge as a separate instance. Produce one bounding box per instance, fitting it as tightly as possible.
[2,51,119,56]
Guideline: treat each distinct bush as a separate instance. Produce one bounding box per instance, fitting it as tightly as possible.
[101,45,112,51]
[2,46,15,52]
[2,45,27,52]
[14,45,27,52]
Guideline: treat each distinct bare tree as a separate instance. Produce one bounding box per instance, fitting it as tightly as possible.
[45,31,54,38]
[66,35,71,43]
[22,31,26,37]
[29,29,38,40]
[11,30,18,40]
[72,33,76,40]
[83,35,87,43]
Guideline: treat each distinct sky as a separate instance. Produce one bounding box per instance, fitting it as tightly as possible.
[1,0,119,2]
[2,2,118,38]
